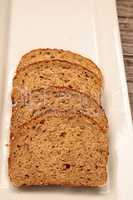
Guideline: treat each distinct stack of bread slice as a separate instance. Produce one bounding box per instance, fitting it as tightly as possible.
[9,49,109,187]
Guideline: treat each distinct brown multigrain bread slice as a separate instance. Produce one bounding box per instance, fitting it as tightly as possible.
[9,110,108,187]
[12,59,101,104]
[11,86,107,132]
[17,48,102,83]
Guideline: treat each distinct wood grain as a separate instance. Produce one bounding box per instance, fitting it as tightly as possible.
[117,0,133,117]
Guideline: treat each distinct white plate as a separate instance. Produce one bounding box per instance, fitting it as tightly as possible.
[0,0,133,199]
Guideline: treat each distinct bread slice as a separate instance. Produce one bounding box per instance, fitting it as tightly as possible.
[12,59,101,104]
[9,110,108,187]
[11,86,107,132]
[17,48,102,82]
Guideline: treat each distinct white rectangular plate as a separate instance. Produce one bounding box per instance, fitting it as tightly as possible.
[0,0,133,199]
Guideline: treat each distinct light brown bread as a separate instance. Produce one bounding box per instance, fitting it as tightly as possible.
[17,48,102,82]
[9,110,108,187]
[12,60,101,104]
[11,86,107,132]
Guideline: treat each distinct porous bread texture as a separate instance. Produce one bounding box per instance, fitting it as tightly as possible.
[9,110,108,187]
[17,48,102,82]
[12,59,101,104]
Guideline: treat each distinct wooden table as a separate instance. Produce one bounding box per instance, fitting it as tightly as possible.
[117,0,133,117]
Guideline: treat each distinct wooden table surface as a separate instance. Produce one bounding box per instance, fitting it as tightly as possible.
[117,0,133,117]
